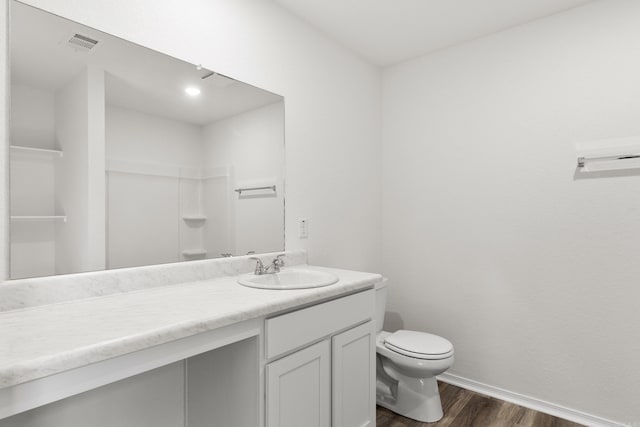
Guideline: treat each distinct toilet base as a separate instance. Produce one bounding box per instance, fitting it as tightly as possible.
[376,374,443,423]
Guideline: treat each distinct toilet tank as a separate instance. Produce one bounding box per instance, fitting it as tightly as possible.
[375,279,388,333]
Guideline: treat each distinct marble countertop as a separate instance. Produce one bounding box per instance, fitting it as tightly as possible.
[0,265,381,389]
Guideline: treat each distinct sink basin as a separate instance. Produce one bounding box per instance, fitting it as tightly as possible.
[238,267,339,290]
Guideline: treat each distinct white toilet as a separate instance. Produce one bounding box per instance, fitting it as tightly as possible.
[375,280,454,423]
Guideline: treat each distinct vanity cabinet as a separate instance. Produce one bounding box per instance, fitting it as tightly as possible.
[0,282,379,427]
[266,340,331,427]
[265,290,376,427]
[331,321,376,427]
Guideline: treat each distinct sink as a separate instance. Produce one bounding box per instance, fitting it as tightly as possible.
[238,267,339,290]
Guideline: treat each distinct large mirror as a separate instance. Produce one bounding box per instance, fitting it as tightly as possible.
[9,2,285,279]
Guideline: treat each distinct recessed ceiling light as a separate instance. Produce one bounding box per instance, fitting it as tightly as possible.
[185,86,201,97]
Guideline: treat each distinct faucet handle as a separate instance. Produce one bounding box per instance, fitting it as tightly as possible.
[273,254,285,267]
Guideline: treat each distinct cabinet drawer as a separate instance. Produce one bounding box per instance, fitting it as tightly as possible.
[266,290,374,359]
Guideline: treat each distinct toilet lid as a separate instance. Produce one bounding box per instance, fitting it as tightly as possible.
[384,330,454,360]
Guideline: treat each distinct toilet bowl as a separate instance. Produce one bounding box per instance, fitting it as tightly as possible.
[375,280,454,423]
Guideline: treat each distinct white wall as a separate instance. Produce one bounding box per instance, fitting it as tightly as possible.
[382,1,640,423]
[10,83,55,149]
[106,106,203,170]
[4,0,382,273]
[203,102,284,256]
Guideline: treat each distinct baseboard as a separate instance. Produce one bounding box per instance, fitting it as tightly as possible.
[437,372,625,427]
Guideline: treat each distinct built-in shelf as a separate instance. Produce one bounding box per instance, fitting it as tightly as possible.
[182,249,207,257]
[11,215,67,223]
[182,215,207,222]
[10,145,63,157]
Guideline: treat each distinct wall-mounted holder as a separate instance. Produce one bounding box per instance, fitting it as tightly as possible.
[577,153,640,169]
[234,185,276,195]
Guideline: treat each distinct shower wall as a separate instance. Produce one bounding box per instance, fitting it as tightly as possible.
[105,105,203,268]
[202,102,284,256]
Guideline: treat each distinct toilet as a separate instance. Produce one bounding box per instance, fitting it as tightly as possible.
[375,280,454,423]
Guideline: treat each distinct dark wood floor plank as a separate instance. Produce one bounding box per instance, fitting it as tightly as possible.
[435,387,474,427]
[437,382,462,414]
[450,393,494,426]
[516,409,552,427]
[467,397,504,427]
[376,382,585,427]
[495,398,527,424]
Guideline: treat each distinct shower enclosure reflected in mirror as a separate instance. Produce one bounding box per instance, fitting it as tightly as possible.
[9,1,285,279]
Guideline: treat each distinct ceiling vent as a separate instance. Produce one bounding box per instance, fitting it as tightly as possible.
[201,71,235,88]
[67,33,99,52]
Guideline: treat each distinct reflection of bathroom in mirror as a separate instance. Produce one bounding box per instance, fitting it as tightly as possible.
[9,1,285,279]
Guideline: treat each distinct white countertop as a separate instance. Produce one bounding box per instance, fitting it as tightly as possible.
[0,265,381,389]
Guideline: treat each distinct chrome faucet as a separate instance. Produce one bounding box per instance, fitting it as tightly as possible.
[250,257,266,275]
[250,254,285,275]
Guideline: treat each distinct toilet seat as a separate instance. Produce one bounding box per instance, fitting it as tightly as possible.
[384,330,454,360]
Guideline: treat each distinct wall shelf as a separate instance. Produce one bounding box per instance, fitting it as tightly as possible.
[10,145,63,157]
[182,215,207,222]
[182,249,207,257]
[11,215,67,223]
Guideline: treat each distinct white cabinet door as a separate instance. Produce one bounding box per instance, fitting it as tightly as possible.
[266,340,330,427]
[332,321,376,427]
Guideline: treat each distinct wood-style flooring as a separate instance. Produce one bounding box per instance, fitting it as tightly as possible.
[376,382,585,427]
